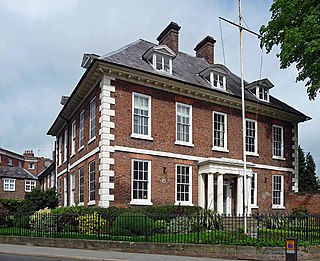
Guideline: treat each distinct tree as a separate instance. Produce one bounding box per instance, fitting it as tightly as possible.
[260,0,320,100]
[19,188,58,213]
[298,145,319,192]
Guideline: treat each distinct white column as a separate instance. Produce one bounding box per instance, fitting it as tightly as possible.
[247,175,252,215]
[237,176,243,215]
[207,174,214,209]
[99,75,115,208]
[217,173,224,214]
[198,174,205,208]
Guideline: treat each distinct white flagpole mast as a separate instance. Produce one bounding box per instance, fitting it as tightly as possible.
[238,0,248,234]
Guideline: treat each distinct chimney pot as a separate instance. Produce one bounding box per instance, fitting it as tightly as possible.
[156,21,181,54]
[194,36,216,64]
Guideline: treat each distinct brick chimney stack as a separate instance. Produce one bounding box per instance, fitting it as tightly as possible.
[23,150,34,158]
[156,21,181,54]
[194,36,216,64]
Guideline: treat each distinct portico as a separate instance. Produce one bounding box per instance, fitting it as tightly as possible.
[198,158,253,216]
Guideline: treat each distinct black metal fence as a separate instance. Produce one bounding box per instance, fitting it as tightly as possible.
[0,211,320,246]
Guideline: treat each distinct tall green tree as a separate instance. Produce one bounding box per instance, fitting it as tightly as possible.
[298,145,319,192]
[260,0,320,100]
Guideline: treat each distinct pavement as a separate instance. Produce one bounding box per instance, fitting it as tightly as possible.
[0,244,242,261]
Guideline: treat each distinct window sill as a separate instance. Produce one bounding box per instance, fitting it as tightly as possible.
[70,153,75,158]
[88,137,96,145]
[175,202,193,206]
[78,146,84,152]
[130,200,153,206]
[251,205,259,209]
[88,200,96,206]
[246,152,259,157]
[175,141,194,147]
[4,190,15,192]
[272,156,286,161]
[212,147,229,153]
[130,134,153,141]
[272,206,285,210]
[78,202,84,206]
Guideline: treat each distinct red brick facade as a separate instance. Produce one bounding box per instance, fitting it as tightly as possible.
[49,22,308,214]
[288,192,320,214]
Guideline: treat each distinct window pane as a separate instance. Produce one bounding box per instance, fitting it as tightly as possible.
[177,104,190,142]
[133,95,149,136]
[132,160,149,201]
[176,165,191,203]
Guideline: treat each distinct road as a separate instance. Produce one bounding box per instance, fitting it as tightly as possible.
[0,254,78,261]
[0,244,238,261]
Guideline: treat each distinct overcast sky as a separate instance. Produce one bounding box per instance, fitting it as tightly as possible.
[0,0,319,175]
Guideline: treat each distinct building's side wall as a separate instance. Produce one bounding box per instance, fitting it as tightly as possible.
[0,178,28,199]
[288,192,320,214]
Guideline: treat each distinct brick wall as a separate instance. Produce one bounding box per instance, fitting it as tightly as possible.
[288,192,320,214]
[0,178,28,199]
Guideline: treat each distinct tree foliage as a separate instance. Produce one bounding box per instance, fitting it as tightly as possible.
[298,146,319,192]
[19,188,58,213]
[260,0,320,100]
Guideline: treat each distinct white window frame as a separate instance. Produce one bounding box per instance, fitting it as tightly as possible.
[272,125,284,159]
[28,162,35,169]
[272,175,284,209]
[205,72,226,90]
[175,103,193,147]
[79,167,84,204]
[71,120,76,156]
[63,176,67,206]
[258,87,269,102]
[79,110,85,150]
[89,97,96,142]
[130,159,152,205]
[88,161,95,203]
[4,179,15,191]
[175,165,193,206]
[131,93,153,140]
[63,130,68,162]
[70,172,75,206]
[245,119,258,156]
[25,180,36,192]
[250,173,258,208]
[58,136,62,166]
[150,53,172,74]
[212,111,228,152]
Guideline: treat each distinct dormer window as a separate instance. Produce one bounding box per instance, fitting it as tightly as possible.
[246,78,274,103]
[258,87,269,101]
[199,65,229,90]
[143,45,176,74]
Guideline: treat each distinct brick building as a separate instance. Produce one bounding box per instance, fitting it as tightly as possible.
[47,22,309,214]
[0,148,37,199]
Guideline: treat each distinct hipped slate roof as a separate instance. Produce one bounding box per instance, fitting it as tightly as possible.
[101,39,308,118]
[48,39,310,136]
[0,166,37,180]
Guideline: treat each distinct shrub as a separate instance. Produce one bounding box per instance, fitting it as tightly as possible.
[29,207,58,233]
[20,189,58,213]
[0,198,24,212]
[167,216,193,234]
[154,219,167,234]
[290,206,309,217]
[77,212,106,234]
[112,212,155,236]
[192,209,223,231]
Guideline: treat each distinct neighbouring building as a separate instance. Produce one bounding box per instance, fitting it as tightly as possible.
[47,22,310,214]
[23,150,52,177]
[0,148,37,199]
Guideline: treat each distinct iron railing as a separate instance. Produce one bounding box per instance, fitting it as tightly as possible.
[0,211,319,246]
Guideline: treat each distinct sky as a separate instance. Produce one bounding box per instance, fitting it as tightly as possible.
[0,0,319,175]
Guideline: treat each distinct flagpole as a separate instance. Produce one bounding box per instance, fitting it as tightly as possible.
[238,0,248,234]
